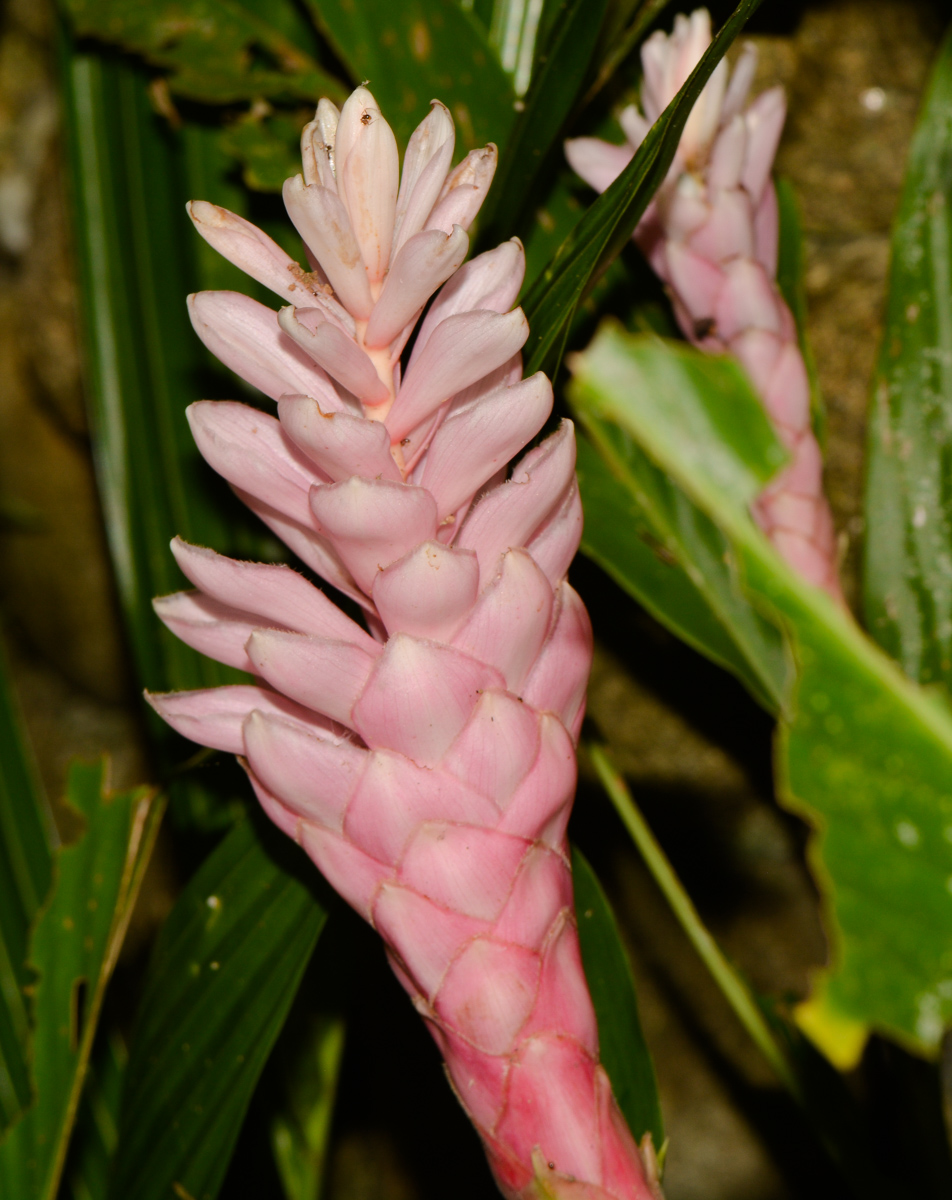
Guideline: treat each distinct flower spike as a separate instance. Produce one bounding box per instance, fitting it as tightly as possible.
[565,8,843,600]
[154,86,664,1200]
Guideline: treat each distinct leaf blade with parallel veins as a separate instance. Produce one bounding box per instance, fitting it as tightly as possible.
[864,24,952,692]
[0,760,161,1200]
[108,817,329,1200]
[570,323,952,1065]
[572,845,663,1152]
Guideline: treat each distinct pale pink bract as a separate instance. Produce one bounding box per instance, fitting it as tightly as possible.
[565,9,843,600]
[149,86,662,1200]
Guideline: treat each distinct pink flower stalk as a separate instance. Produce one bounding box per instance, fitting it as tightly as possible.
[149,87,662,1200]
[565,10,843,600]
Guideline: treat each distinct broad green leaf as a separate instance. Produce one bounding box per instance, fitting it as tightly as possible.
[570,324,952,1064]
[60,0,346,104]
[109,817,329,1200]
[576,432,786,713]
[271,1015,346,1200]
[302,0,516,151]
[521,0,765,378]
[864,24,952,692]
[62,1033,126,1200]
[571,845,663,1152]
[479,0,612,243]
[576,335,789,513]
[0,760,161,1200]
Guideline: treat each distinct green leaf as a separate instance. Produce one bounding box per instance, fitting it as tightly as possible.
[0,635,53,1138]
[572,845,663,1152]
[60,43,261,697]
[109,817,329,1200]
[60,30,300,824]
[302,0,516,152]
[864,24,952,692]
[570,324,952,1065]
[271,1015,346,1200]
[521,0,765,378]
[61,39,275,831]
[479,0,612,242]
[60,0,346,104]
[576,432,786,713]
[0,760,161,1200]
[575,333,787,510]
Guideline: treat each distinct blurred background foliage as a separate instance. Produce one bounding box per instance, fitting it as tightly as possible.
[2,0,952,1198]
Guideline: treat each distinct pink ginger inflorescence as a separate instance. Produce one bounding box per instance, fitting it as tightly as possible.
[150,87,662,1200]
[565,9,843,600]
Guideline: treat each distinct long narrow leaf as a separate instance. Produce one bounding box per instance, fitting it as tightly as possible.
[109,816,329,1200]
[572,845,663,1151]
[864,23,952,691]
[0,761,161,1200]
[59,41,257,697]
[521,0,765,377]
[570,325,952,1066]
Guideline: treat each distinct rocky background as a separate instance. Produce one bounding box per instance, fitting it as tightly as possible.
[0,1,946,1197]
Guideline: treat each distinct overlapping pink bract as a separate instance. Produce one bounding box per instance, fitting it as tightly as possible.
[149,87,661,1200]
[566,9,842,600]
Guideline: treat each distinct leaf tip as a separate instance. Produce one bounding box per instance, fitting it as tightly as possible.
[794,988,868,1070]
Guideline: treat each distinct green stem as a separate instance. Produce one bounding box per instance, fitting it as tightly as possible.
[588,742,801,1101]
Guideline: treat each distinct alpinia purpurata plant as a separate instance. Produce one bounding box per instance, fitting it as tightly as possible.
[565,9,843,600]
[148,87,662,1200]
